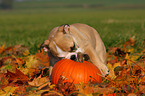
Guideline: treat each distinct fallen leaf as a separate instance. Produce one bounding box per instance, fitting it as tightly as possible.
[0,44,5,54]
[76,83,93,96]
[127,93,137,96]
[6,68,29,83]
[123,36,135,48]
[0,73,9,88]
[138,84,145,94]
[114,48,126,57]
[107,62,121,80]
[25,55,39,68]
[93,85,115,94]
[103,93,116,96]
[28,75,50,90]
[13,85,27,95]
[57,76,76,95]
[0,86,18,96]
[35,50,49,68]
[28,89,63,96]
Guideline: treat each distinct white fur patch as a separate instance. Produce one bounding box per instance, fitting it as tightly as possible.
[53,41,68,57]
[53,40,82,59]
[65,47,82,59]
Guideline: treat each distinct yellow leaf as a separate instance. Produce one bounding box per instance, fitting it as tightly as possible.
[28,90,63,96]
[125,53,132,65]
[23,50,30,56]
[130,55,140,62]
[127,48,134,53]
[49,84,55,89]
[18,67,29,75]
[107,62,121,80]
[25,55,39,68]
[0,86,18,96]
[125,53,140,65]
[125,53,130,60]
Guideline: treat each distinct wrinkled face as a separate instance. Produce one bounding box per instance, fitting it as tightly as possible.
[41,24,78,59]
[53,32,76,52]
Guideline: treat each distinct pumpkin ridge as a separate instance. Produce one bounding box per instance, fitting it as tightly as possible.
[84,61,89,84]
[89,62,102,83]
[57,59,70,83]
[75,62,82,83]
[66,60,78,83]
[69,60,79,83]
[62,59,74,82]
[52,59,68,83]
[86,61,93,83]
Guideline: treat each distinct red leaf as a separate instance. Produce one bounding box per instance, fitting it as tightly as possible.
[6,68,29,83]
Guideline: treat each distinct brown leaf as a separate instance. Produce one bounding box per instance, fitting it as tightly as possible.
[28,75,50,90]
[76,82,93,96]
[13,85,27,95]
[122,85,135,93]
[4,45,29,56]
[93,85,115,94]
[6,68,29,83]
[114,48,126,57]
[57,76,76,95]
[0,73,9,88]
[35,50,49,68]
[138,85,145,94]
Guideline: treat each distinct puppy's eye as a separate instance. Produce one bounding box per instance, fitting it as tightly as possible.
[70,43,76,52]
[83,54,90,61]
[70,55,77,61]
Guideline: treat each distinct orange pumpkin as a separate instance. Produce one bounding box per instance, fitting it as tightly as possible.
[51,59,102,84]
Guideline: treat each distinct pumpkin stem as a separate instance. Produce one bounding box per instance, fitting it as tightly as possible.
[77,52,83,63]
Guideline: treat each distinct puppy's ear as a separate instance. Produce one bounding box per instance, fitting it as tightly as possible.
[63,24,70,34]
[58,24,70,34]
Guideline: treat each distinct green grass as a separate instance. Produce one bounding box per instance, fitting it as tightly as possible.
[0,0,145,52]
[13,0,145,9]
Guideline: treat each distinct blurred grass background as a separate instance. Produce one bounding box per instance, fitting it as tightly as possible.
[0,0,145,52]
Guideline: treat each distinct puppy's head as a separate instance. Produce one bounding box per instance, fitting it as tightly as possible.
[41,24,78,58]
[54,24,77,52]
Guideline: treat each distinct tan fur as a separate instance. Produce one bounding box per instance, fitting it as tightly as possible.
[43,23,108,76]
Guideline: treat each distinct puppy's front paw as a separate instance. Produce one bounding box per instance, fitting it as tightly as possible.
[100,64,109,77]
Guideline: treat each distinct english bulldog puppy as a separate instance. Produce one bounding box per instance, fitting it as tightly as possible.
[41,23,109,77]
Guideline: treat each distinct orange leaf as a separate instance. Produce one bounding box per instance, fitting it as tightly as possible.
[35,50,49,67]
[103,93,116,96]
[0,44,5,54]
[12,55,25,65]
[123,36,135,48]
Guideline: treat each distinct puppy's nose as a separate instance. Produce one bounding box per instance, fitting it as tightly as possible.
[70,55,77,61]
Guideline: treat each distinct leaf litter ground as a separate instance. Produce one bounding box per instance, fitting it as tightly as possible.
[0,37,145,96]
